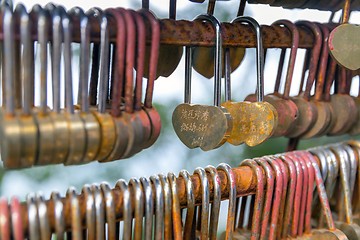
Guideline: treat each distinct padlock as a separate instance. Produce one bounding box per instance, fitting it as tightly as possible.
[348,76,360,135]
[10,196,24,240]
[66,187,82,240]
[87,8,116,162]
[300,151,349,240]
[327,65,358,136]
[15,4,38,168]
[129,178,144,239]
[279,154,298,238]
[127,9,151,155]
[101,182,117,240]
[328,0,360,71]
[167,172,183,240]
[114,179,132,239]
[302,23,333,138]
[192,1,245,79]
[69,7,101,164]
[286,21,321,138]
[34,194,51,240]
[58,7,87,166]
[172,14,232,151]
[0,197,10,240]
[138,9,162,150]
[224,16,277,147]
[236,159,265,239]
[0,5,25,169]
[139,177,154,240]
[26,194,40,240]
[246,19,299,139]
[50,191,64,240]
[267,19,299,137]
[142,0,183,79]
[81,184,95,239]
[253,157,275,239]
[115,8,145,159]
[149,175,165,240]
[192,167,210,239]
[205,165,221,239]
[330,145,360,240]
[217,163,237,240]
[178,170,196,240]
[46,5,70,165]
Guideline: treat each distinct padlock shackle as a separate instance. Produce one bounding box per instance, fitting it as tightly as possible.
[314,23,330,102]
[87,8,110,114]
[195,14,223,107]
[47,6,62,114]
[15,4,33,115]
[105,8,125,117]
[295,21,322,102]
[272,20,299,100]
[231,16,264,102]
[69,7,91,114]
[60,7,75,115]
[341,0,351,24]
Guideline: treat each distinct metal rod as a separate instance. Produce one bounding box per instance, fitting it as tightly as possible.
[0,16,333,48]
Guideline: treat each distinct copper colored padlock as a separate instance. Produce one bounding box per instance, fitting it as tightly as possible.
[286,21,321,138]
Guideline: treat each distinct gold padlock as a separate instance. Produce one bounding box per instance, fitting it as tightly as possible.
[60,7,87,166]
[87,8,116,162]
[0,6,22,169]
[15,4,38,168]
[32,5,56,166]
[48,5,70,165]
[172,14,232,151]
[70,7,101,163]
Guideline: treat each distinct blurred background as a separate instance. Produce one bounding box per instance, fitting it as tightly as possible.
[1,0,359,232]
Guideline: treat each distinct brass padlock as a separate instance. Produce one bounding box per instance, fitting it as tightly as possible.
[224,16,277,147]
[102,8,129,162]
[48,5,70,165]
[0,5,22,169]
[139,9,162,150]
[60,7,87,166]
[87,8,116,162]
[16,4,38,168]
[70,7,101,163]
[172,14,232,151]
[32,5,56,166]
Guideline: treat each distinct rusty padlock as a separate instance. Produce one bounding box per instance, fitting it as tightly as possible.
[327,65,358,136]
[172,14,232,151]
[223,16,277,147]
[87,8,117,162]
[139,9,162,149]
[328,0,360,71]
[286,21,321,138]
[302,23,333,138]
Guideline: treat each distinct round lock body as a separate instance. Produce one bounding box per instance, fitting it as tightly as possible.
[0,111,22,169]
[286,97,318,138]
[49,112,70,164]
[301,101,332,139]
[142,106,161,149]
[64,113,87,165]
[18,112,38,168]
[92,111,116,161]
[80,112,101,163]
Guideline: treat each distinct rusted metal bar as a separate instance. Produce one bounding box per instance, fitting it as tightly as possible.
[18,165,257,235]
[0,14,338,48]
[247,0,360,11]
